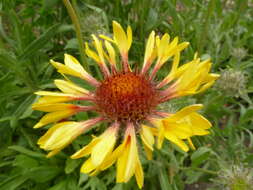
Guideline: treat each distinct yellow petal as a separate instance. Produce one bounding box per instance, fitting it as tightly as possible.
[50,59,82,78]
[164,123,192,139]
[33,109,76,128]
[157,33,170,59]
[170,52,180,76]
[80,158,96,174]
[85,42,100,63]
[164,132,189,152]
[46,149,61,158]
[32,103,76,112]
[143,143,153,160]
[143,31,155,65]
[157,52,181,88]
[127,25,132,50]
[113,21,128,54]
[189,112,212,130]
[51,54,98,86]
[91,126,118,166]
[35,91,74,97]
[71,138,100,159]
[176,42,189,52]
[54,79,89,95]
[135,157,144,189]
[116,140,129,182]
[161,36,178,63]
[99,34,114,43]
[187,138,196,150]
[176,59,200,90]
[92,35,105,64]
[166,104,203,122]
[64,54,86,75]
[36,96,73,104]
[100,142,125,171]
[89,169,100,176]
[38,122,82,150]
[104,41,116,66]
[124,127,138,182]
[140,125,154,151]
[153,119,165,149]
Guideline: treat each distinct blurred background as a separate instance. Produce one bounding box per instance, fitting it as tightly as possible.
[0,0,252,189]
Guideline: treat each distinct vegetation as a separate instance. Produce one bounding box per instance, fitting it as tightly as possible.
[0,0,252,189]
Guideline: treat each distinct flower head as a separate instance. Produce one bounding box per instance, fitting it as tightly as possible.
[33,21,219,188]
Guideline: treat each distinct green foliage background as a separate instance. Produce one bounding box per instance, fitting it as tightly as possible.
[0,0,253,189]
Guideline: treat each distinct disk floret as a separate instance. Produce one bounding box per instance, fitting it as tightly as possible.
[95,72,159,123]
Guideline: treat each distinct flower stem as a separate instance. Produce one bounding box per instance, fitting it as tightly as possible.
[62,0,89,71]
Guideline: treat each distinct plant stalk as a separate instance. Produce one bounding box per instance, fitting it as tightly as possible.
[62,0,89,71]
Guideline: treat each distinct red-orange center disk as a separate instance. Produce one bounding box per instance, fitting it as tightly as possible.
[95,72,159,123]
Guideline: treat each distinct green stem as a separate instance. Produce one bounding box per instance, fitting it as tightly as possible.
[62,0,89,71]
[197,0,215,54]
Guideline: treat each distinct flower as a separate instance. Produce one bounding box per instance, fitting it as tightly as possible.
[33,21,219,188]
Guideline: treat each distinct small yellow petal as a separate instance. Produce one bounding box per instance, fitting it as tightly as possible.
[71,138,100,159]
[124,127,138,182]
[100,143,125,171]
[143,143,153,160]
[113,21,128,54]
[91,126,118,166]
[157,33,170,59]
[140,125,154,151]
[35,91,72,97]
[33,109,76,128]
[187,138,196,150]
[80,158,96,174]
[189,112,212,130]
[54,79,89,95]
[135,157,144,189]
[164,123,192,139]
[36,96,73,104]
[38,122,82,150]
[166,104,203,122]
[92,35,105,64]
[50,59,82,79]
[104,41,116,66]
[116,141,129,183]
[32,103,76,112]
[99,34,114,43]
[85,42,100,63]
[64,54,85,73]
[143,31,155,65]
[164,132,189,152]
[170,52,180,75]
[46,149,61,158]
[127,25,132,50]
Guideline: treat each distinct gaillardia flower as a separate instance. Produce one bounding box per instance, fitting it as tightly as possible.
[33,21,219,188]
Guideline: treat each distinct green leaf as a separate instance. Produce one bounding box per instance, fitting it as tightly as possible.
[0,175,29,190]
[18,24,60,60]
[27,166,61,183]
[13,94,36,120]
[13,154,39,169]
[65,158,81,174]
[48,180,67,190]
[64,38,78,50]
[191,147,211,167]
[239,109,253,124]
[158,167,173,190]
[8,145,45,158]
[0,161,12,168]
